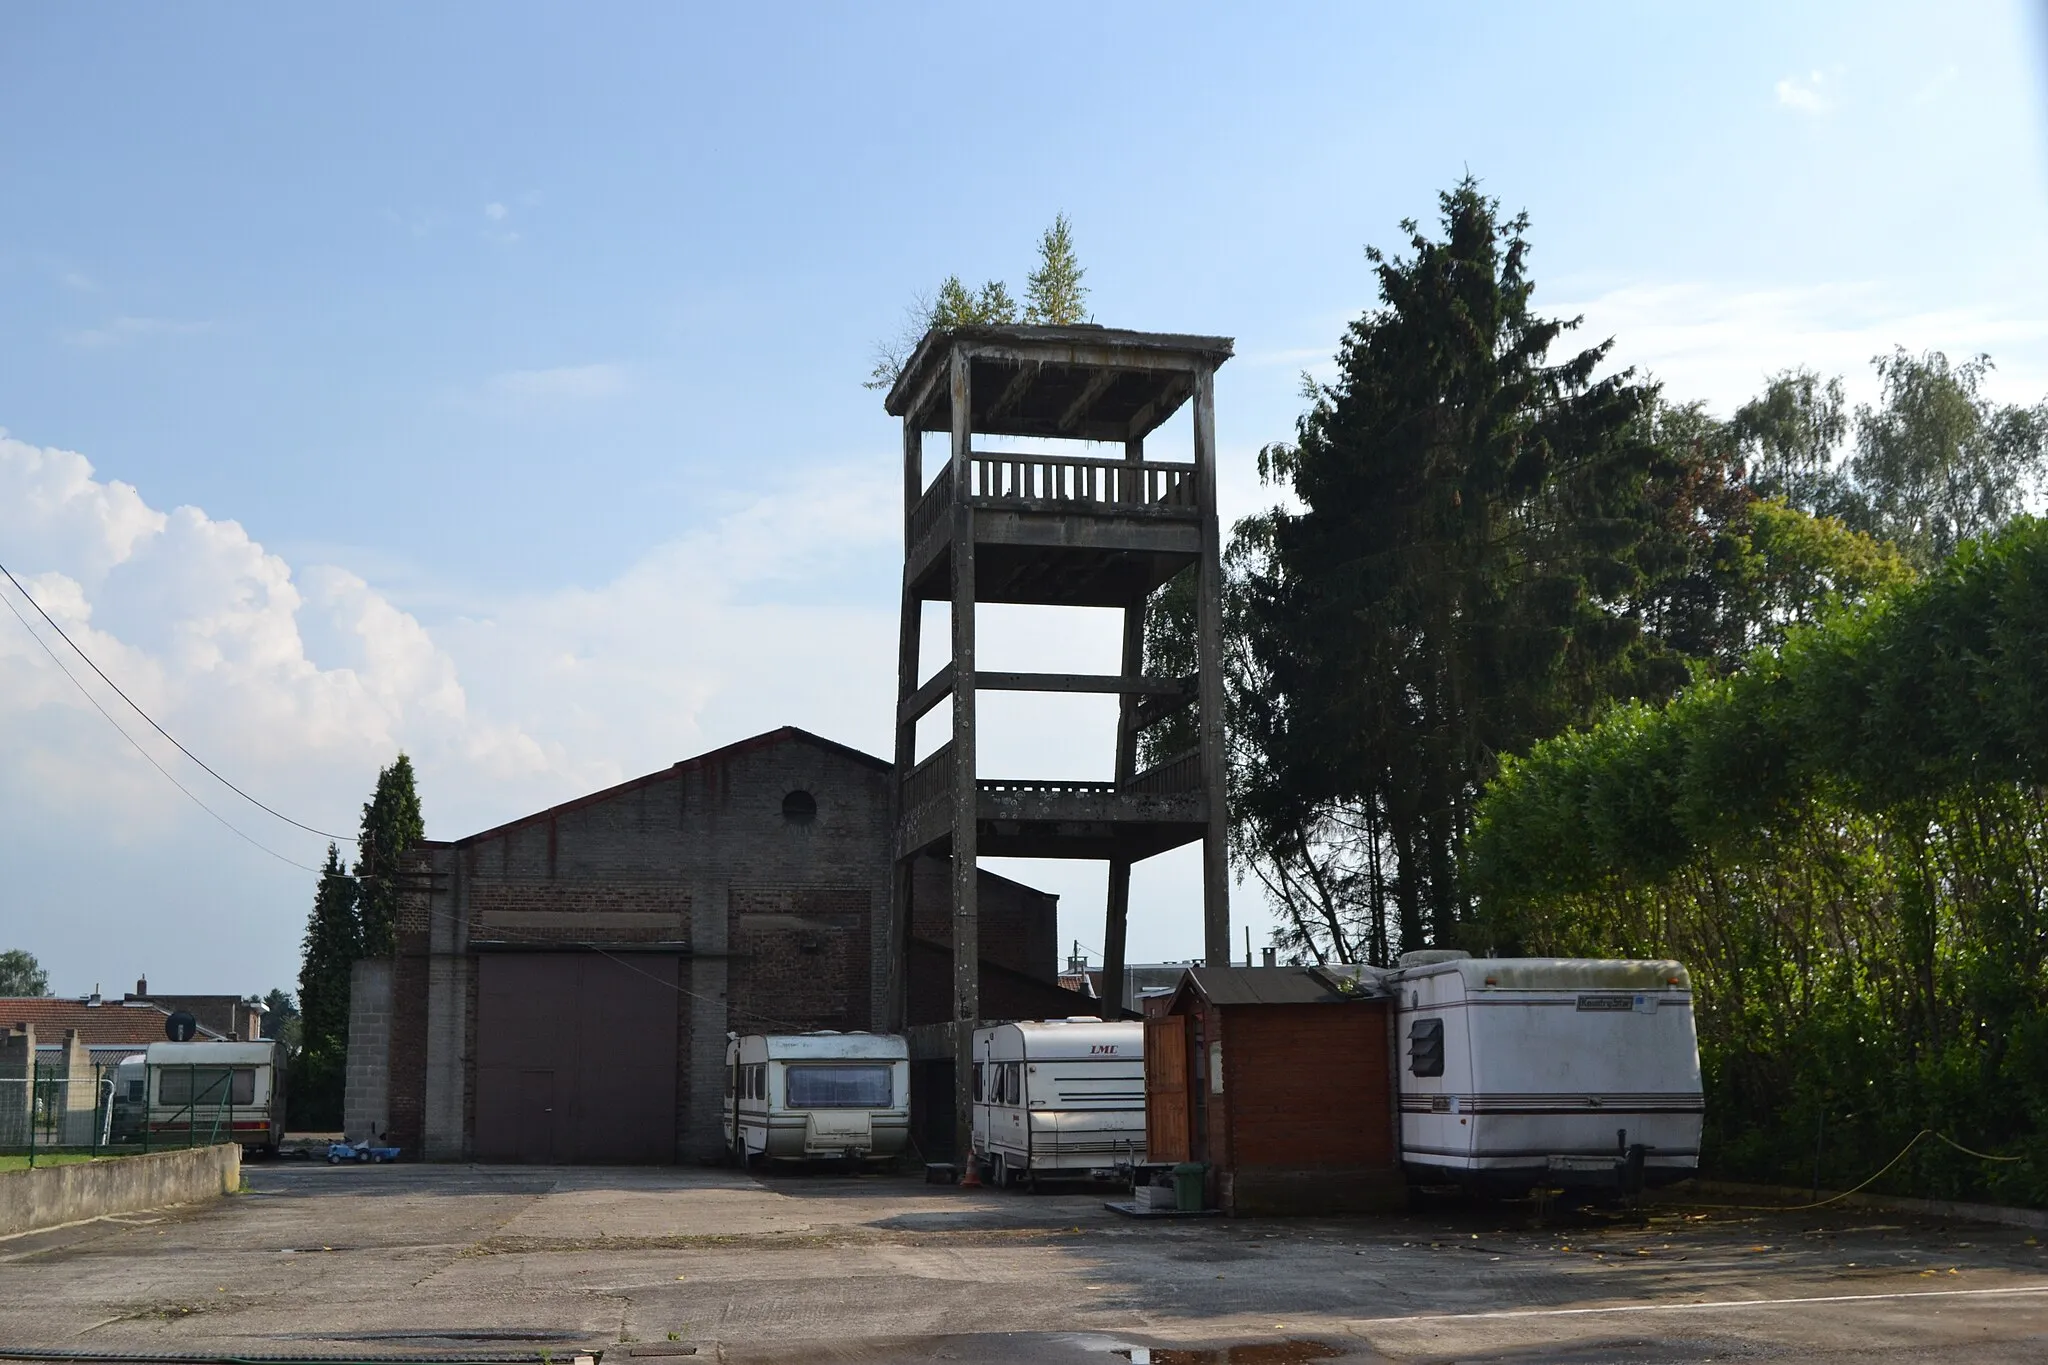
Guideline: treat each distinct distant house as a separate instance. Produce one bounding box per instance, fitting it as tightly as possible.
[0,994,230,1053]
[351,726,1095,1164]
[121,979,266,1042]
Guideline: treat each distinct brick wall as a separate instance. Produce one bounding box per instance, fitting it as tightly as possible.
[908,854,1058,981]
[728,884,871,1033]
[374,727,1072,1164]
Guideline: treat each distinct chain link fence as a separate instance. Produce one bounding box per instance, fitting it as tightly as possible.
[0,1056,274,1167]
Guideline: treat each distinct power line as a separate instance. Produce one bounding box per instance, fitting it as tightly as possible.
[0,582,326,874]
[0,558,356,844]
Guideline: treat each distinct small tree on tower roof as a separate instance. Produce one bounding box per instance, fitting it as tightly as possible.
[1023,212,1089,325]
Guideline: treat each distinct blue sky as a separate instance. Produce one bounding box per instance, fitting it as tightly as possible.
[3,3,2046,997]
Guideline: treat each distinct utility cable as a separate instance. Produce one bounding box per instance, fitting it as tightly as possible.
[1696,1129,2026,1214]
[0,558,356,843]
[0,583,324,873]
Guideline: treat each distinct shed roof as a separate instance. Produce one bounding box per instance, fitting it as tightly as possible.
[884,324,1234,440]
[1176,965,1388,1008]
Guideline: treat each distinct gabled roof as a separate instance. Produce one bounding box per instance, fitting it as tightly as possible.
[0,998,227,1046]
[431,726,889,849]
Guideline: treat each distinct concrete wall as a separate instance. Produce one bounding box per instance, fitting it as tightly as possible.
[343,959,393,1143]
[0,1144,241,1237]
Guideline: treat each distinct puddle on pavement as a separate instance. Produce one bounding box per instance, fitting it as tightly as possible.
[1117,1344,1342,1365]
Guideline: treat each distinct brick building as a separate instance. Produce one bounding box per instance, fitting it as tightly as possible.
[350,727,1089,1163]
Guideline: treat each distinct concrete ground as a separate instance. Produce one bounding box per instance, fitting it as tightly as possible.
[2,1163,2045,1362]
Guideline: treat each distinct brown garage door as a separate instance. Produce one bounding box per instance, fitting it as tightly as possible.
[474,953,679,1163]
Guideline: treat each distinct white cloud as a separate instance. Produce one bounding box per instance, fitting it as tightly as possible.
[0,429,918,994]
[1776,70,1835,114]
[62,316,208,348]
[484,362,631,402]
[1559,281,2048,415]
[483,202,508,221]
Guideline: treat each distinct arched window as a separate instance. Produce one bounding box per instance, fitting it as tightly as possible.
[782,790,817,825]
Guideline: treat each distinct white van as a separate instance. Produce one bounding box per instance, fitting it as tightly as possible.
[1391,956,1703,1195]
[971,1018,1144,1187]
[723,1032,910,1166]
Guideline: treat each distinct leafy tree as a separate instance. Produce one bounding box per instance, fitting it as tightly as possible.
[1472,518,2048,1205]
[354,753,424,959]
[866,214,1089,389]
[0,949,49,996]
[1846,350,2048,568]
[1231,178,1663,962]
[1023,212,1089,325]
[1732,368,1851,517]
[294,844,358,1129]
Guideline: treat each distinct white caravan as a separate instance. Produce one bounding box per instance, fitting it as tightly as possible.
[723,1032,910,1165]
[115,1040,288,1154]
[971,1019,1144,1187]
[1391,956,1703,1195]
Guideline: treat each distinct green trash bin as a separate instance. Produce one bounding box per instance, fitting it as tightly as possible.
[1172,1161,1207,1212]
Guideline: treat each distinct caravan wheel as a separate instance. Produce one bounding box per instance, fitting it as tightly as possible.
[991,1153,1011,1189]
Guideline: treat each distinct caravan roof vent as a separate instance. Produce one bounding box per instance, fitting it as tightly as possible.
[1397,949,1472,968]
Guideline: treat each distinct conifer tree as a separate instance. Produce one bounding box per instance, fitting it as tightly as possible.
[354,754,424,959]
[294,843,358,1128]
[1235,178,1660,955]
[866,215,1090,388]
[1023,212,1088,325]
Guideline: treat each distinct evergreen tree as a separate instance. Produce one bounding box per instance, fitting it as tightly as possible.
[295,843,358,1128]
[354,754,424,958]
[866,215,1089,389]
[1235,178,1661,957]
[1023,212,1088,325]
[261,988,299,1047]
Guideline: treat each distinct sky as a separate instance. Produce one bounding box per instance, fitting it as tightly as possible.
[3,3,2047,999]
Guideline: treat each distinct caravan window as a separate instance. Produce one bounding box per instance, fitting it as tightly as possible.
[973,1063,985,1102]
[158,1067,256,1106]
[1407,1019,1445,1078]
[785,1065,891,1109]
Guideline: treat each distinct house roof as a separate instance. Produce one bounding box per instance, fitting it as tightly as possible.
[428,726,890,850]
[1176,966,1388,1008]
[0,998,227,1046]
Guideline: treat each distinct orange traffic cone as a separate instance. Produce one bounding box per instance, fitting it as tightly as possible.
[959,1154,982,1188]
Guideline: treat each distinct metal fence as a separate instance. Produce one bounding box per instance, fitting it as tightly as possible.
[0,1058,265,1166]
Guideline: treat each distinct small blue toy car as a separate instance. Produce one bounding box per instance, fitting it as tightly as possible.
[326,1140,401,1164]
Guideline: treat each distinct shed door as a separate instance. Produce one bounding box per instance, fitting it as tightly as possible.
[1144,1015,1194,1163]
[475,953,679,1163]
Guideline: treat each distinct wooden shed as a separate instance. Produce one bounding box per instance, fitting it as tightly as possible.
[1144,966,1401,1215]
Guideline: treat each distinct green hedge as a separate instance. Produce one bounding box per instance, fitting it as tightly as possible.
[1471,518,2048,1206]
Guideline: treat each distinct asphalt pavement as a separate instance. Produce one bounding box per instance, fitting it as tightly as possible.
[1,1162,2044,1362]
